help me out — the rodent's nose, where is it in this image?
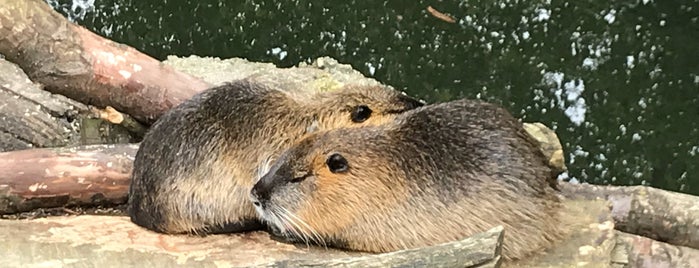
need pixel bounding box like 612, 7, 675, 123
252, 170, 280, 204
250, 185, 269, 208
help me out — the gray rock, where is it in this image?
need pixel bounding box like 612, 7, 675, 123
0, 215, 503, 268
163, 55, 386, 93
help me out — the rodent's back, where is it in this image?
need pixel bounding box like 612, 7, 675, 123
128, 80, 300, 233
393, 99, 555, 197
389, 100, 561, 259
253, 98, 562, 260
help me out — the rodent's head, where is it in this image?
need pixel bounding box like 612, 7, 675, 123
310, 85, 424, 130
250, 127, 407, 242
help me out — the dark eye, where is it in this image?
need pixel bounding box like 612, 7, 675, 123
351, 105, 372, 123
326, 153, 349, 173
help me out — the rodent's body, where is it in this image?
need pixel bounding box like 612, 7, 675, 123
251, 98, 563, 260
128, 79, 423, 234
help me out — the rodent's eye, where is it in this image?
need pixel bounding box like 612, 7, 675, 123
350, 105, 372, 123
326, 153, 349, 173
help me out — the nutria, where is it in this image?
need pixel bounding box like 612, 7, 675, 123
128, 78, 424, 234
250, 98, 563, 260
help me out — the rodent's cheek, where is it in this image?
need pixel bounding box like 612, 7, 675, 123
294, 171, 363, 234
365, 113, 396, 127
268, 179, 309, 214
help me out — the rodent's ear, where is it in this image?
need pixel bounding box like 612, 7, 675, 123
397, 93, 425, 110
350, 105, 372, 123
326, 153, 349, 173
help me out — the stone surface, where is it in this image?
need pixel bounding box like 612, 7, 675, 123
0, 198, 617, 268
163, 55, 390, 93
1, 215, 360, 267
522, 122, 567, 173
0, 215, 504, 268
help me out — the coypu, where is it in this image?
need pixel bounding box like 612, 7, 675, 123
128, 78, 424, 234
250, 98, 563, 261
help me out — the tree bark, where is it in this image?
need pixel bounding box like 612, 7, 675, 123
0, 58, 139, 152
256, 226, 503, 268
0, 58, 87, 151
560, 182, 699, 250
613, 231, 699, 268
0, 0, 212, 125
0, 144, 138, 214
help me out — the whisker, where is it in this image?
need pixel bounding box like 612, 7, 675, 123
255, 155, 274, 183
270, 206, 290, 233
271, 207, 291, 235
276, 208, 311, 246
281, 207, 327, 248
272, 206, 311, 245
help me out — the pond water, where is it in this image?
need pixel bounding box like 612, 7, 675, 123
48, 0, 699, 195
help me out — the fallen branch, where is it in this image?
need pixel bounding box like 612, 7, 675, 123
426, 6, 457, 24
257, 226, 503, 268
560, 182, 699, 250
613, 231, 699, 268
89, 106, 148, 139
0, 58, 88, 151
0, 144, 138, 214
0, 0, 212, 124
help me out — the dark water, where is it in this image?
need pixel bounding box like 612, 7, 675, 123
49, 0, 699, 195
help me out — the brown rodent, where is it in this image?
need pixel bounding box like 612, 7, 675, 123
127, 78, 424, 234
250, 98, 563, 261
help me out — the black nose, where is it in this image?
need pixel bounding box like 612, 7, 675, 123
252, 160, 292, 203
251, 177, 273, 205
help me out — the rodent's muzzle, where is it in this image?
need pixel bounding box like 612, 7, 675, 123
250, 161, 291, 209
250, 182, 271, 209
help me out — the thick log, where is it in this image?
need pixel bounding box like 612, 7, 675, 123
0, 0, 212, 124
0, 144, 138, 214
0, 58, 87, 151
560, 182, 699, 250
258, 226, 503, 268
613, 231, 699, 268
0, 58, 140, 152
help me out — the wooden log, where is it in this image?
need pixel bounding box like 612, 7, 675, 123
0, 0, 212, 125
0, 58, 87, 151
0, 58, 143, 151
0, 144, 138, 214
256, 226, 503, 268
613, 231, 699, 268
560, 182, 699, 250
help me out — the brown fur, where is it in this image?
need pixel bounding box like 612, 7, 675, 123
127, 78, 423, 234
251, 98, 563, 260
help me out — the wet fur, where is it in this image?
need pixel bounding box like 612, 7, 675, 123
127, 79, 423, 234
251, 98, 563, 260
